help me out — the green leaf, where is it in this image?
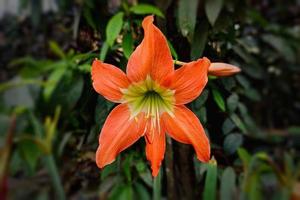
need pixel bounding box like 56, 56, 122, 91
191, 21, 208, 59
106, 12, 124, 47
237, 148, 251, 169
203, 161, 218, 200
222, 118, 236, 135
49, 41, 65, 59
244, 88, 261, 102
43, 68, 67, 101
223, 133, 243, 155
262, 34, 296, 63
77, 63, 91, 73
230, 113, 247, 134
236, 75, 250, 89
100, 42, 109, 61
227, 93, 239, 113
205, 0, 224, 26
212, 89, 226, 111
130, 4, 164, 18
18, 140, 41, 172
134, 182, 151, 200
122, 32, 134, 59
220, 167, 236, 200
65, 76, 84, 107
178, 0, 199, 42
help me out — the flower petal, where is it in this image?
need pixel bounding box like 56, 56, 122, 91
163, 57, 210, 105
126, 15, 173, 83
91, 59, 130, 102
162, 105, 210, 162
145, 129, 166, 177
96, 104, 146, 168
208, 63, 241, 76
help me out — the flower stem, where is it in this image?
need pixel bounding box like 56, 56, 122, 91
153, 169, 162, 200
44, 155, 66, 200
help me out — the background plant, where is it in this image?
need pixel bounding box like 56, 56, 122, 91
0, 0, 299, 199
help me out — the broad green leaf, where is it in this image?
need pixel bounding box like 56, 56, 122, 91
118, 185, 133, 200
106, 12, 124, 47
43, 68, 67, 101
77, 63, 91, 73
222, 118, 236, 135
109, 184, 125, 200
49, 41, 65, 59
232, 46, 264, 79
65, 76, 84, 107
205, 0, 223, 26
220, 167, 236, 200
262, 34, 296, 63
223, 133, 243, 155
134, 182, 151, 200
122, 32, 134, 59
203, 161, 218, 200
230, 113, 247, 133
100, 42, 109, 61
178, 0, 199, 42
18, 140, 41, 172
227, 93, 239, 113
123, 155, 133, 182
212, 89, 226, 111
191, 21, 208, 59
244, 88, 261, 102
199, 107, 207, 123
130, 4, 164, 18
221, 77, 237, 91
236, 75, 250, 89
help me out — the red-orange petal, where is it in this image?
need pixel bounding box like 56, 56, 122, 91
162, 57, 210, 105
208, 63, 241, 76
145, 128, 166, 177
91, 59, 130, 103
126, 15, 174, 83
96, 104, 146, 168
162, 105, 210, 162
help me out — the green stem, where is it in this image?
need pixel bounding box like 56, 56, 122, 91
153, 169, 162, 200
173, 60, 186, 66
44, 155, 66, 200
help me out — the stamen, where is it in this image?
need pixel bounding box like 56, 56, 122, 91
122, 76, 175, 139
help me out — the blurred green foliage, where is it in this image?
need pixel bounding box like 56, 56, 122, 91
0, 0, 300, 199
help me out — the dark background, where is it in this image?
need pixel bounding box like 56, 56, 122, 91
0, 0, 300, 199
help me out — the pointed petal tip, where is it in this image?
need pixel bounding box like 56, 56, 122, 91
143, 15, 154, 23
95, 146, 117, 169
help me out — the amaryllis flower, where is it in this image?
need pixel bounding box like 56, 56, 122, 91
91, 16, 240, 176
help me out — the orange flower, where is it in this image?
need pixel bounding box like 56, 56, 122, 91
91, 16, 239, 176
